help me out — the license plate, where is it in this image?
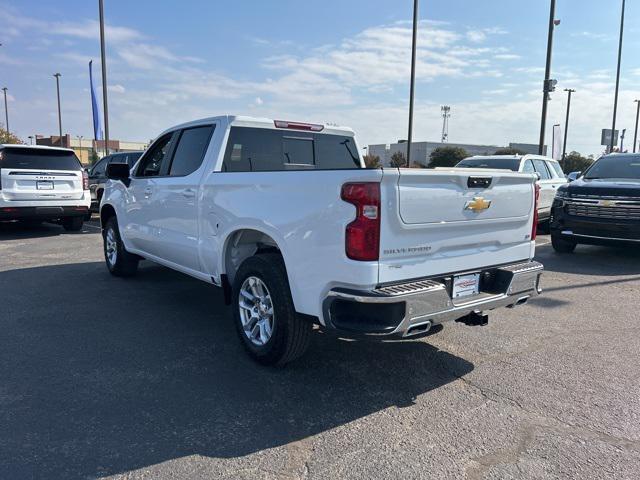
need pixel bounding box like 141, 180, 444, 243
452, 273, 480, 298
37, 181, 54, 190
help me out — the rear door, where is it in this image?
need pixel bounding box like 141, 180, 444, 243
378, 169, 535, 284
147, 124, 215, 271
531, 159, 555, 218
0, 147, 84, 202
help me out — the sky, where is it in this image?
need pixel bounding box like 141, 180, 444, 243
1, 0, 639, 156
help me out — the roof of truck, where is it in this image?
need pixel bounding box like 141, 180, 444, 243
0, 144, 75, 153
161, 115, 355, 137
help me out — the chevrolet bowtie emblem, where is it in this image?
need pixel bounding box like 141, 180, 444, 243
465, 196, 492, 212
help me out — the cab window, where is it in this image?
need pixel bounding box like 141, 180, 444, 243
522, 160, 535, 174
136, 134, 174, 177
168, 125, 215, 176
532, 159, 551, 179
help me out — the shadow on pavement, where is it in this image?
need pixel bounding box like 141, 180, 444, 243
535, 242, 640, 277
0, 221, 98, 240
0, 261, 473, 479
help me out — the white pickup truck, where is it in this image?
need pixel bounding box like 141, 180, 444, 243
101, 116, 543, 365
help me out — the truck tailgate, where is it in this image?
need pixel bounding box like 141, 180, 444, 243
378, 168, 536, 284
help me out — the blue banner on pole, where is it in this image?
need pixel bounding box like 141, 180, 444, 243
89, 60, 103, 141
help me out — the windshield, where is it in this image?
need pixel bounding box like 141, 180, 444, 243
455, 157, 520, 171
0, 148, 82, 171
583, 155, 640, 180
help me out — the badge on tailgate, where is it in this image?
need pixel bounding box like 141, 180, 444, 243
464, 196, 492, 213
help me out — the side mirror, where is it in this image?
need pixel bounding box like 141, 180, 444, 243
106, 162, 131, 187
567, 171, 581, 182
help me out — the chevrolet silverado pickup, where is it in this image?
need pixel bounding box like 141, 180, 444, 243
100, 116, 543, 365
551, 153, 640, 252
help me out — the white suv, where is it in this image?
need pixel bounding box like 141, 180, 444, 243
455, 155, 567, 227
0, 145, 91, 230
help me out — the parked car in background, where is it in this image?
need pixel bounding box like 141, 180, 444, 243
455, 155, 567, 229
100, 115, 543, 366
0, 144, 90, 230
550, 153, 640, 252
88, 151, 143, 211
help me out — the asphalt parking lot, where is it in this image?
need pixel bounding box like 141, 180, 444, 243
1, 219, 639, 480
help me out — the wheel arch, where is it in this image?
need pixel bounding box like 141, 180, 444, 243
221, 228, 286, 286
100, 203, 117, 229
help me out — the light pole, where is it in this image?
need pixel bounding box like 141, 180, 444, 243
99, 0, 110, 154
406, 0, 419, 168
53, 73, 63, 144
538, 0, 560, 155
562, 89, 576, 165
633, 100, 639, 153
2, 87, 8, 132
610, 0, 626, 153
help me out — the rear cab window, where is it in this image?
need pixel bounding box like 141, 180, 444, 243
455, 157, 521, 171
222, 127, 361, 172
0, 148, 82, 171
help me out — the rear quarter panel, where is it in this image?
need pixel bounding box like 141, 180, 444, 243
200, 168, 383, 319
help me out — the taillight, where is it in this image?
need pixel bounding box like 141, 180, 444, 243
531, 183, 540, 241
82, 170, 89, 190
341, 182, 380, 261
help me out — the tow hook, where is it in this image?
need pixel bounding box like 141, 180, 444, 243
457, 311, 489, 327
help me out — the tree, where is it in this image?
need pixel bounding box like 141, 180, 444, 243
494, 147, 526, 155
389, 151, 407, 168
89, 150, 100, 165
562, 151, 594, 174
428, 146, 469, 168
0, 125, 23, 145
363, 153, 381, 168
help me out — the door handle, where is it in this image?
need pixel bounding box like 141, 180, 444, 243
144, 187, 153, 198
182, 188, 196, 198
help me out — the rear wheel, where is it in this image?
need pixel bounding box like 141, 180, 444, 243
551, 234, 577, 253
232, 253, 312, 366
62, 216, 84, 232
103, 216, 139, 277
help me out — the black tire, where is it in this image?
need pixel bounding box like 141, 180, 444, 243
62, 216, 84, 232
551, 234, 577, 254
232, 253, 312, 366
103, 216, 139, 277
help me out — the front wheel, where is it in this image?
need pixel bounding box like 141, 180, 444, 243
232, 253, 312, 366
551, 234, 577, 254
103, 216, 139, 277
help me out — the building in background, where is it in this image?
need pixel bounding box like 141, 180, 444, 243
34, 134, 148, 165
369, 140, 546, 167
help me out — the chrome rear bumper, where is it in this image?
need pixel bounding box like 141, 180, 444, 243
323, 261, 543, 337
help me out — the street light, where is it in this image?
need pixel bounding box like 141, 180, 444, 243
53, 73, 63, 144
633, 100, 639, 153
2, 87, 9, 132
406, 0, 419, 168
562, 89, 576, 165
538, 0, 559, 155
610, 0, 626, 153
99, 0, 110, 154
